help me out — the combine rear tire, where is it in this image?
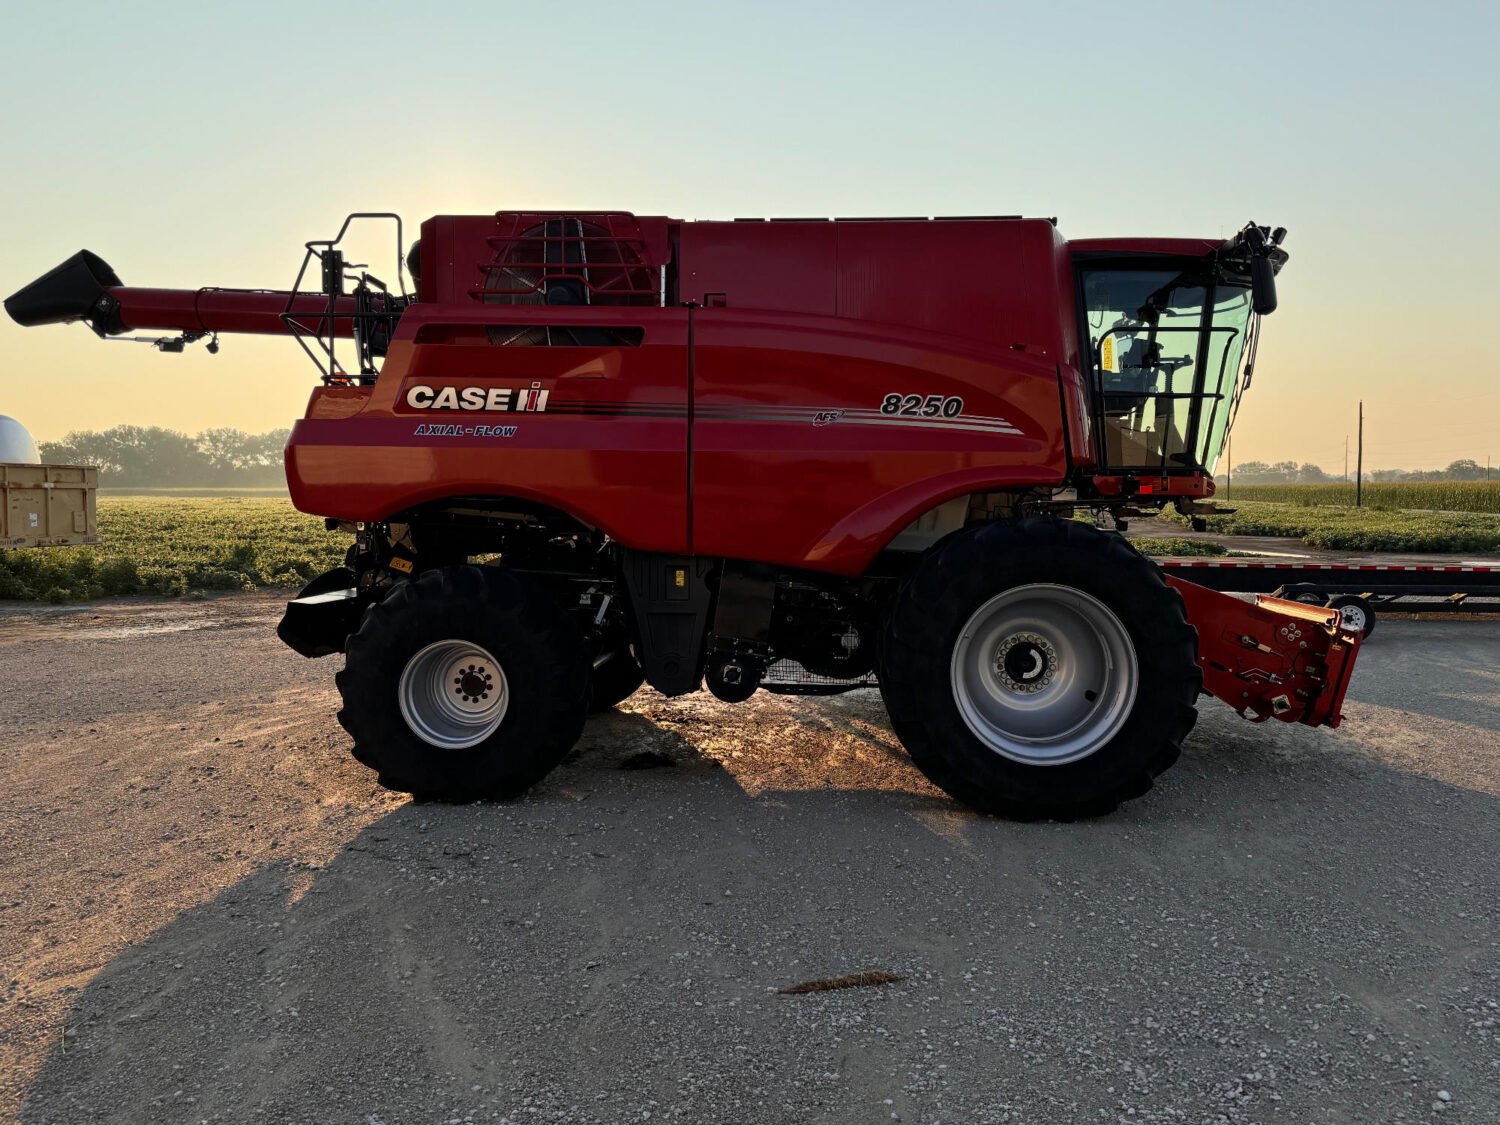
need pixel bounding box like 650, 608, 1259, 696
879, 518, 1201, 819
336, 566, 588, 801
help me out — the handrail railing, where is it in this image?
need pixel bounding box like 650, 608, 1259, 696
280, 213, 409, 384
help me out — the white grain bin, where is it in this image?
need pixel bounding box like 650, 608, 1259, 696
0, 414, 41, 464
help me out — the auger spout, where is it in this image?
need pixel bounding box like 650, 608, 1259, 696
5, 250, 359, 339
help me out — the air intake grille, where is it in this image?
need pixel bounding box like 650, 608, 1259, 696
473, 215, 660, 306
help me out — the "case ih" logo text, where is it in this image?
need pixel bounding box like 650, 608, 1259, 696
405, 382, 549, 412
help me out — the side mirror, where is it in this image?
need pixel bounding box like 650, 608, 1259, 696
1251, 255, 1278, 316
1238, 223, 1281, 316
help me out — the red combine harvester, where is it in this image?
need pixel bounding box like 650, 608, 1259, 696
6, 211, 1359, 817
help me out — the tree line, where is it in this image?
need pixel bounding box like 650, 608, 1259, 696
1229, 459, 1493, 484
39, 426, 290, 487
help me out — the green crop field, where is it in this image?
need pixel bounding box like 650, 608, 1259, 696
0, 496, 347, 602
1161, 500, 1500, 553
1223, 481, 1500, 513
1122, 536, 1227, 558
6, 493, 1500, 604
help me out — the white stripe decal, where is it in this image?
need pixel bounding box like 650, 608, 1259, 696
696, 406, 1024, 436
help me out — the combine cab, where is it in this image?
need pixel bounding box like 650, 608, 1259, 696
6, 211, 1358, 817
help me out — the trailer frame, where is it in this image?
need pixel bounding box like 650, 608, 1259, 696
1160, 559, 1500, 625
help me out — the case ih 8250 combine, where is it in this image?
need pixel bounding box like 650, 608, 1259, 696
6, 211, 1360, 818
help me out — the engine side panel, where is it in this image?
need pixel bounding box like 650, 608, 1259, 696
286, 305, 691, 553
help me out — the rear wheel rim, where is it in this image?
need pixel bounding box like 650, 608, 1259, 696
949, 583, 1139, 766
398, 640, 509, 749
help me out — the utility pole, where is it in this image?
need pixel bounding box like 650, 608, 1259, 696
1226, 434, 1232, 499
1355, 401, 1364, 508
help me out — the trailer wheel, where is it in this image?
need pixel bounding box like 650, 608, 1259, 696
879, 518, 1201, 819
589, 646, 645, 713
336, 565, 588, 801
1328, 595, 1376, 637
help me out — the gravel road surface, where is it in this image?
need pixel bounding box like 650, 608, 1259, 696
1, 594, 1496, 1124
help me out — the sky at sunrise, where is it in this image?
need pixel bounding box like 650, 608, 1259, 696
1, 0, 1495, 472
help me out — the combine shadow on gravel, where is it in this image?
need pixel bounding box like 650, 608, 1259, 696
21, 705, 1500, 1125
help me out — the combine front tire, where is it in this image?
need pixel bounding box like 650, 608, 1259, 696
336, 566, 589, 801
880, 518, 1201, 819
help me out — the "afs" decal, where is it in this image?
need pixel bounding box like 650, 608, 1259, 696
406, 382, 549, 412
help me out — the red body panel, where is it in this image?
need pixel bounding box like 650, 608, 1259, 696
673, 218, 1075, 568
288, 304, 691, 553
688, 308, 1066, 569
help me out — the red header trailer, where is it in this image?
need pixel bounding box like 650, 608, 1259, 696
7, 209, 1345, 821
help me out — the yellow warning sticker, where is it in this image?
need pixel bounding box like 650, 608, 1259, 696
1100, 336, 1117, 373
390, 557, 414, 574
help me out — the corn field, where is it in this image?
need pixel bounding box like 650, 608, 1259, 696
1221, 481, 1500, 513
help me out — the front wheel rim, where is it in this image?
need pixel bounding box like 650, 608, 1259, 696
398, 639, 509, 749
949, 584, 1139, 766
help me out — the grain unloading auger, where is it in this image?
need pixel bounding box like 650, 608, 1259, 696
6, 210, 1360, 817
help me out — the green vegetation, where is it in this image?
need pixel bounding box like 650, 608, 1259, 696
0, 496, 347, 602
1127, 536, 1227, 557
1224, 481, 1500, 513
7, 492, 1498, 604
1162, 500, 1500, 553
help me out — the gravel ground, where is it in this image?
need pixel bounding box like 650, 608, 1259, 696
0, 594, 1496, 1124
